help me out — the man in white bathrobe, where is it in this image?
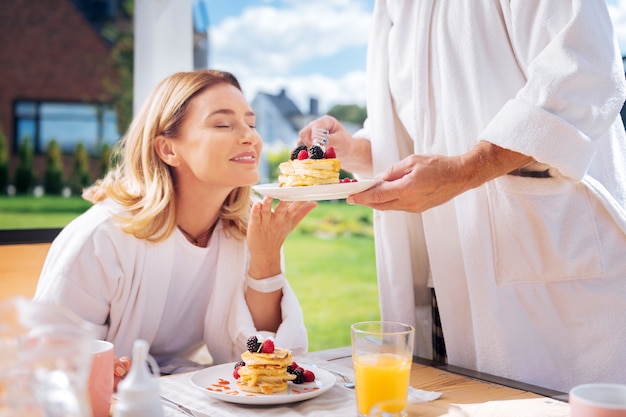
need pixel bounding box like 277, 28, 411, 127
300, 1, 626, 392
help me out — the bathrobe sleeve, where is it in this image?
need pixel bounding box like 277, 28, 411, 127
34, 201, 129, 339
34, 200, 175, 357
480, 0, 626, 180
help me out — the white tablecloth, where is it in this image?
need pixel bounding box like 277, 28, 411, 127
158, 355, 440, 417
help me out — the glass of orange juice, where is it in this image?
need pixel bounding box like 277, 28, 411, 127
351, 321, 414, 417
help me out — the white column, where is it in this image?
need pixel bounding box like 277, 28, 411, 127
133, 0, 193, 116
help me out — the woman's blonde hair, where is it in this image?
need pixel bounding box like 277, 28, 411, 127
84, 69, 252, 241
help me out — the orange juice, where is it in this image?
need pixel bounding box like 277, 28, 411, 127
353, 353, 411, 416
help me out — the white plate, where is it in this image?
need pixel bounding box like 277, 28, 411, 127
190, 362, 336, 405
253, 179, 378, 201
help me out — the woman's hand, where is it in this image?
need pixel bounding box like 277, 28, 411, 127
245, 196, 316, 331
113, 356, 132, 392
247, 196, 317, 278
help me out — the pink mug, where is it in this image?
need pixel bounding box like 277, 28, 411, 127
570, 383, 626, 417
89, 340, 114, 417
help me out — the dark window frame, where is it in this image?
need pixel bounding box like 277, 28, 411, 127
12, 99, 120, 156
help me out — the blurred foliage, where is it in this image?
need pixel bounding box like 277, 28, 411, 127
70, 143, 92, 194
14, 136, 34, 194
100, 143, 112, 178
101, 0, 134, 135
266, 148, 291, 182
294, 200, 373, 239
44, 140, 65, 195
327, 103, 367, 125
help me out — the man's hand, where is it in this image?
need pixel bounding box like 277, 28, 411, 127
299, 115, 373, 177
346, 141, 534, 212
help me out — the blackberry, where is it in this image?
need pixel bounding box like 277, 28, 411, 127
308, 145, 324, 159
234, 360, 246, 369
246, 336, 260, 352
292, 368, 305, 384
287, 365, 294, 374
290, 145, 308, 160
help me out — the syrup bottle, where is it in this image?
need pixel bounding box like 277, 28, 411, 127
112, 339, 163, 417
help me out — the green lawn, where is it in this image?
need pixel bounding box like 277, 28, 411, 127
0, 196, 379, 351
283, 202, 379, 350
0, 196, 92, 228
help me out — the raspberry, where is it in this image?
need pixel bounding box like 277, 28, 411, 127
308, 145, 324, 159
323, 146, 336, 159
246, 336, 260, 352
292, 368, 304, 384
233, 365, 243, 379
290, 361, 299, 370
291, 145, 308, 160
297, 149, 308, 160
303, 369, 315, 382
261, 339, 275, 353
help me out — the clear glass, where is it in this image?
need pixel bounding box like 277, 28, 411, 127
368, 399, 409, 417
351, 321, 415, 417
0, 297, 96, 417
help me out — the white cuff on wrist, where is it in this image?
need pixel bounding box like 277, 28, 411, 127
245, 273, 286, 293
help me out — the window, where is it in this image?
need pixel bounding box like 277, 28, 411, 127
13, 100, 120, 155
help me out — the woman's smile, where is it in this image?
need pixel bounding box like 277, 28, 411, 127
230, 151, 257, 164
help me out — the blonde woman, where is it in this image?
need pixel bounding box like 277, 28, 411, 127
35, 70, 316, 381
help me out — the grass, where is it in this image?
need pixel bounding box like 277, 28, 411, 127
283, 202, 379, 351
0, 195, 92, 228
0, 196, 380, 351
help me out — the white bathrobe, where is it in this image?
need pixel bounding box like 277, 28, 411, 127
360, 0, 626, 392
34, 199, 308, 369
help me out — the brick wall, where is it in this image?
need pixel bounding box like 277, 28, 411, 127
0, 0, 117, 179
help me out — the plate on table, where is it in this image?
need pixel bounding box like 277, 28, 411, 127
190, 362, 336, 405
253, 179, 378, 201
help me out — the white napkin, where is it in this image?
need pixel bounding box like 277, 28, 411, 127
158, 356, 441, 417
451, 398, 570, 417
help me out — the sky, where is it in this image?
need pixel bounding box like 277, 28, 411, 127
204, 0, 626, 115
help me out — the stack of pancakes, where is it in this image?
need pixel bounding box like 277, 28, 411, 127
278, 158, 341, 187
236, 347, 296, 394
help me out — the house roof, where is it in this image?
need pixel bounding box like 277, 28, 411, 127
258, 89, 303, 118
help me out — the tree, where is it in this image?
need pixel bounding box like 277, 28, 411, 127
14, 137, 34, 194
0, 126, 8, 194
44, 140, 65, 195
267, 148, 291, 182
101, 0, 134, 135
99, 143, 112, 178
70, 143, 92, 195
327, 104, 367, 125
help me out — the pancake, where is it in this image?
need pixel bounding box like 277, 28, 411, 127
236, 347, 296, 394
278, 158, 341, 187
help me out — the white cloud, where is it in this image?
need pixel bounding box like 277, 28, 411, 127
240, 70, 367, 113
208, 0, 372, 113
